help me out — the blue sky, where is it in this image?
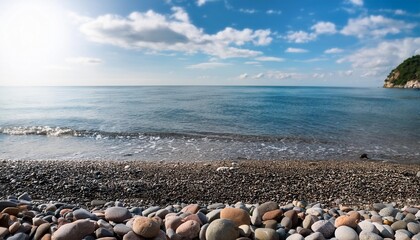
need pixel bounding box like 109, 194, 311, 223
0, 0, 419, 86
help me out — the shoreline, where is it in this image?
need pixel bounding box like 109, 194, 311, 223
1, 159, 419, 207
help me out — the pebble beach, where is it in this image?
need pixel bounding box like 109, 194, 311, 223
0, 159, 420, 239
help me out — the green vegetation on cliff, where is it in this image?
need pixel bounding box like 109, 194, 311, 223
384, 55, 420, 87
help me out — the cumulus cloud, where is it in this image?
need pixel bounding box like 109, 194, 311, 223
253, 73, 264, 79
187, 62, 231, 69
285, 30, 316, 43
312, 73, 325, 78
337, 37, 420, 77
341, 15, 416, 38
197, 0, 206, 6
66, 57, 103, 65
285, 21, 337, 43
285, 47, 308, 53
73, 8, 272, 59
324, 48, 344, 54
311, 21, 337, 34
348, 0, 363, 6
255, 56, 285, 62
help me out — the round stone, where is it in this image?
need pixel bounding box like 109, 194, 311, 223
303, 215, 318, 229
199, 223, 209, 240
379, 207, 396, 217
334, 215, 358, 228
8, 222, 20, 234
52, 219, 96, 240
220, 208, 251, 227
408, 222, 420, 235
176, 220, 201, 239
254, 228, 279, 240
284, 210, 298, 228
105, 207, 132, 223
304, 232, 326, 240
95, 227, 114, 238
113, 224, 131, 236
262, 220, 278, 230
206, 209, 221, 223
165, 215, 183, 230
311, 220, 335, 238
34, 222, 50, 240
373, 222, 394, 238
280, 216, 292, 229
335, 226, 358, 240
73, 208, 96, 220
205, 219, 238, 240
357, 221, 379, 235
285, 234, 304, 240
132, 216, 160, 238
262, 209, 283, 221
391, 220, 407, 231
181, 204, 200, 214
359, 231, 383, 240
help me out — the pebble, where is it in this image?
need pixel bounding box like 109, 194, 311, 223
408, 222, 420, 235
334, 226, 358, 240
176, 220, 200, 239
1, 190, 420, 240
51, 219, 96, 240
220, 208, 251, 227
311, 220, 335, 238
359, 231, 383, 240
255, 228, 279, 240
206, 219, 239, 240
105, 207, 131, 223
132, 217, 160, 238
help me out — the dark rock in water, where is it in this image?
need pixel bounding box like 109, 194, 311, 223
360, 153, 369, 159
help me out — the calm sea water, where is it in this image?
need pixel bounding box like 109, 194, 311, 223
0, 86, 419, 163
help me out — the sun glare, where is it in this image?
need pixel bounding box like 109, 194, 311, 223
0, 1, 71, 84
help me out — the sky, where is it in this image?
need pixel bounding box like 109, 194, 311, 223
0, 0, 419, 87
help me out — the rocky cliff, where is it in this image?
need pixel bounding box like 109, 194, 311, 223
383, 55, 420, 88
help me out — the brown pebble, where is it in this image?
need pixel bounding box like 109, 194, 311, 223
181, 204, 200, 214
220, 208, 251, 227
1, 207, 20, 216
34, 223, 51, 240
8, 221, 21, 234
132, 216, 160, 238
41, 233, 52, 240
262, 209, 283, 221
262, 220, 278, 229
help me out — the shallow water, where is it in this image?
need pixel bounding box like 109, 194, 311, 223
0, 86, 419, 162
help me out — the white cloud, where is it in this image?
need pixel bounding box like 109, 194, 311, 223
337, 37, 420, 77
285, 47, 308, 53
253, 73, 264, 79
255, 56, 285, 62
341, 15, 416, 38
394, 9, 406, 15
266, 10, 282, 15
244, 61, 259, 65
73, 8, 272, 59
265, 71, 298, 80
324, 48, 344, 54
238, 73, 248, 79
66, 57, 103, 65
285, 21, 337, 43
311, 21, 337, 34
187, 62, 231, 69
239, 9, 257, 14
285, 30, 316, 43
348, 0, 363, 6
197, 0, 206, 6
312, 73, 325, 78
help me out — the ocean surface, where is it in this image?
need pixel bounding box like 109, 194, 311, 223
0, 86, 419, 163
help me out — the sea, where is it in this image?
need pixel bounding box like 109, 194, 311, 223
0, 86, 419, 163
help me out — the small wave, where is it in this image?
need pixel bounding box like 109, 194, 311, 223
0, 126, 329, 144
